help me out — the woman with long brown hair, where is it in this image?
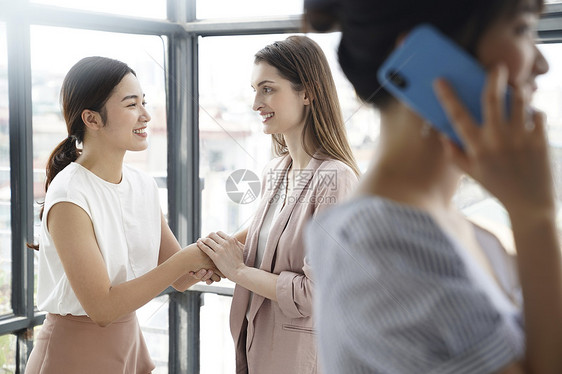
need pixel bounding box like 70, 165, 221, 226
196, 35, 359, 373
26, 56, 217, 374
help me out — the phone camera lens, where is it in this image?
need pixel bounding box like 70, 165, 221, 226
387, 70, 408, 89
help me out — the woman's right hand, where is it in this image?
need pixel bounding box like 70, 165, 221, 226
433, 65, 555, 219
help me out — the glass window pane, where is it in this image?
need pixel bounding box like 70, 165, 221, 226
30, 0, 167, 19
0, 22, 11, 316
197, 0, 303, 19
137, 295, 169, 374
200, 293, 235, 374
30, 24, 168, 358
0, 334, 17, 372
199, 34, 273, 240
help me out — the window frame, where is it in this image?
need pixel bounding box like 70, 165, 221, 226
2, 0, 562, 372
0, 0, 299, 372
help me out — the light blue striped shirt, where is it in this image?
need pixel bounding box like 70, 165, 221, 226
305, 197, 523, 374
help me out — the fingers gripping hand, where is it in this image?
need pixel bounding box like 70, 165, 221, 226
196, 231, 245, 281
190, 239, 225, 284
433, 65, 554, 216
189, 268, 222, 285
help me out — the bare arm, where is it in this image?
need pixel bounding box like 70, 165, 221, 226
509, 210, 562, 374
233, 227, 249, 245
48, 202, 213, 326
233, 267, 278, 301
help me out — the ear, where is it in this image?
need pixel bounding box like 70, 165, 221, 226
81, 109, 103, 130
301, 90, 312, 106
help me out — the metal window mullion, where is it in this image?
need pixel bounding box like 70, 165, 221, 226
6, 7, 35, 372
168, 291, 202, 374
166, 31, 201, 373
167, 0, 200, 372
166, 4, 200, 247
166, 29, 201, 374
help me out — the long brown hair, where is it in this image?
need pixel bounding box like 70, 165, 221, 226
29, 56, 135, 250
254, 35, 361, 177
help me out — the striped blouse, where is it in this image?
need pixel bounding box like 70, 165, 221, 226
305, 197, 523, 374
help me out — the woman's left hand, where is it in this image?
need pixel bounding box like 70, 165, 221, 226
197, 231, 246, 281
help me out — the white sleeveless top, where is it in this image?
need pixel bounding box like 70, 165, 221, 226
37, 162, 161, 316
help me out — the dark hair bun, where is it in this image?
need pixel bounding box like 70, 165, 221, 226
303, 0, 340, 32
304, 0, 505, 107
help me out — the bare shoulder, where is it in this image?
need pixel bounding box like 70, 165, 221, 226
46, 201, 92, 233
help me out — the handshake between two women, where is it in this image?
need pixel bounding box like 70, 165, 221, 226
189, 231, 246, 286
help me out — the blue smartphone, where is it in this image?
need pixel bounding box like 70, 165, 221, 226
377, 23, 511, 147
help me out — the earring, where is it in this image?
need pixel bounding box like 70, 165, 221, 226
420, 121, 432, 138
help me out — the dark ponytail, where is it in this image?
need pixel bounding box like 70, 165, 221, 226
43, 136, 81, 210
29, 56, 135, 250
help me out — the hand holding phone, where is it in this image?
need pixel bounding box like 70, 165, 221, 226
377, 24, 511, 147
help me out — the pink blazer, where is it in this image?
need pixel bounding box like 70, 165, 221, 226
230, 153, 358, 374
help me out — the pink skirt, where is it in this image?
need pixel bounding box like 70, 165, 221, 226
25, 312, 155, 374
